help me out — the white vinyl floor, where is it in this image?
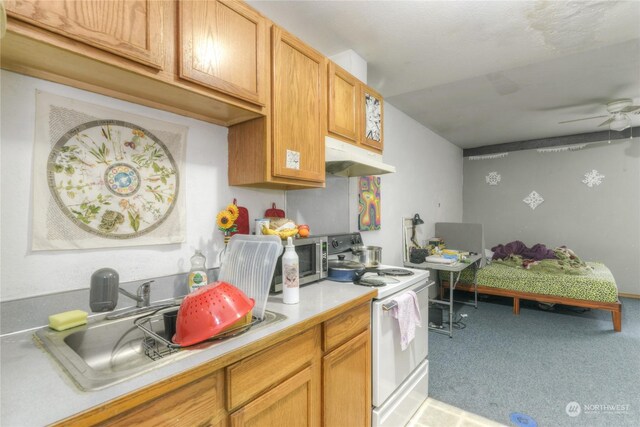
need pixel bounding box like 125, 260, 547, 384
407, 398, 507, 427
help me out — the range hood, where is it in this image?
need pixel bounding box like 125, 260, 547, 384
325, 137, 396, 177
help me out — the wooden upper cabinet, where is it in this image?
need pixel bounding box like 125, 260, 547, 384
5, 0, 164, 69
179, 0, 266, 106
271, 26, 326, 184
327, 61, 359, 143
360, 84, 384, 152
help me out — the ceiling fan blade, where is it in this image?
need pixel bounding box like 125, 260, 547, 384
621, 105, 640, 113
598, 117, 615, 127
558, 115, 608, 124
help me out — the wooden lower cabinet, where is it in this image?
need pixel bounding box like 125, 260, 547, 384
56, 303, 372, 427
230, 366, 317, 427
99, 369, 227, 427
322, 329, 371, 427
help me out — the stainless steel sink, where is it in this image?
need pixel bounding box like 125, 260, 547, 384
35, 308, 286, 391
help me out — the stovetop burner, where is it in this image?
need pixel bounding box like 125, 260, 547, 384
371, 268, 414, 277
355, 275, 400, 287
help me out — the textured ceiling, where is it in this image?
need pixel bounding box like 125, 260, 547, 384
248, 0, 640, 148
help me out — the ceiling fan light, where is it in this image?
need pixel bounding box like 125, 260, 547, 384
610, 114, 631, 132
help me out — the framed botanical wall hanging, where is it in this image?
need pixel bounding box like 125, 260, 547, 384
32, 91, 187, 250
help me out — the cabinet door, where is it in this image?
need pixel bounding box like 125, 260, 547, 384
179, 0, 266, 106
327, 61, 359, 143
272, 26, 326, 184
360, 84, 384, 152
230, 366, 317, 427
323, 330, 371, 427
5, 0, 164, 69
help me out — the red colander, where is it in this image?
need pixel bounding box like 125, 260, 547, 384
173, 281, 255, 347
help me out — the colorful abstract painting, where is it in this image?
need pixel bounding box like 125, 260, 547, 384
358, 176, 381, 231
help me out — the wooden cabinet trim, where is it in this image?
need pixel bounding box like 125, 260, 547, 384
323, 302, 370, 352
179, 0, 266, 106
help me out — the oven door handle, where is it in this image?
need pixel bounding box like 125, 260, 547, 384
382, 281, 433, 312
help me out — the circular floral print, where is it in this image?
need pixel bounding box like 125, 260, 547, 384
47, 120, 179, 239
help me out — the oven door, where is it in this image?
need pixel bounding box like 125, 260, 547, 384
372, 280, 431, 407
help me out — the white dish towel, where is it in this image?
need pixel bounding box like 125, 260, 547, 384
390, 290, 422, 351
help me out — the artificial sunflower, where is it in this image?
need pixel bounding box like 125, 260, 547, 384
216, 210, 236, 231
226, 203, 240, 221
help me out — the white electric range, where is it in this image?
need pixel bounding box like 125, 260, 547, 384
327, 233, 433, 427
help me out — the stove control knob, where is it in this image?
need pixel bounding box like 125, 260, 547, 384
351, 236, 357, 244
331, 239, 339, 248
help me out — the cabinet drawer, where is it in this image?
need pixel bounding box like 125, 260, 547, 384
323, 303, 370, 352
227, 325, 320, 410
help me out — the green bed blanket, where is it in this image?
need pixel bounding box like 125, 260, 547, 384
448, 261, 618, 303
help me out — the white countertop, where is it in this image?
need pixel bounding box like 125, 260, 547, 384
0, 280, 376, 426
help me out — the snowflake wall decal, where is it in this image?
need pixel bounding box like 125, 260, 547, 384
523, 191, 544, 210
485, 171, 501, 186
582, 170, 605, 187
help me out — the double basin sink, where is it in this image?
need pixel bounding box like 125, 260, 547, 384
35, 305, 286, 391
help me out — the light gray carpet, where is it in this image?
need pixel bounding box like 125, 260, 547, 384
428, 295, 640, 427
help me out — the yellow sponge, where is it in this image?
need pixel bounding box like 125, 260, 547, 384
48, 310, 88, 331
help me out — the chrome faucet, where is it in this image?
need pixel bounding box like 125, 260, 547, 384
105, 280, 174, 320
118, 280, 154, 308
89, 268, 177, 320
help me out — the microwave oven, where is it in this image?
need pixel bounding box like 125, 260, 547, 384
270, 235, 328, 293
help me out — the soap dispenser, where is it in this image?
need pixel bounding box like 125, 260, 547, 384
188, 250, 208, 292
282, 237, 299, 304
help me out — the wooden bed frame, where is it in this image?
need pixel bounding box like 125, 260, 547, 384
441, 281, 622, 332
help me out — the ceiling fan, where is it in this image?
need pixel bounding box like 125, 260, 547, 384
558, 98, 640, 131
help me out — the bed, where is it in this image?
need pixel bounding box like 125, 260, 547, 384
432, 223, 622, 332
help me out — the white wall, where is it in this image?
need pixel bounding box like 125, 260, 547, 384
351, 103, 463, 266
286, 103, 463, 265
0, 71, 284, 301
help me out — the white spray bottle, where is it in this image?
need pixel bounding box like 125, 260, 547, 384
282, 237, 299, 304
